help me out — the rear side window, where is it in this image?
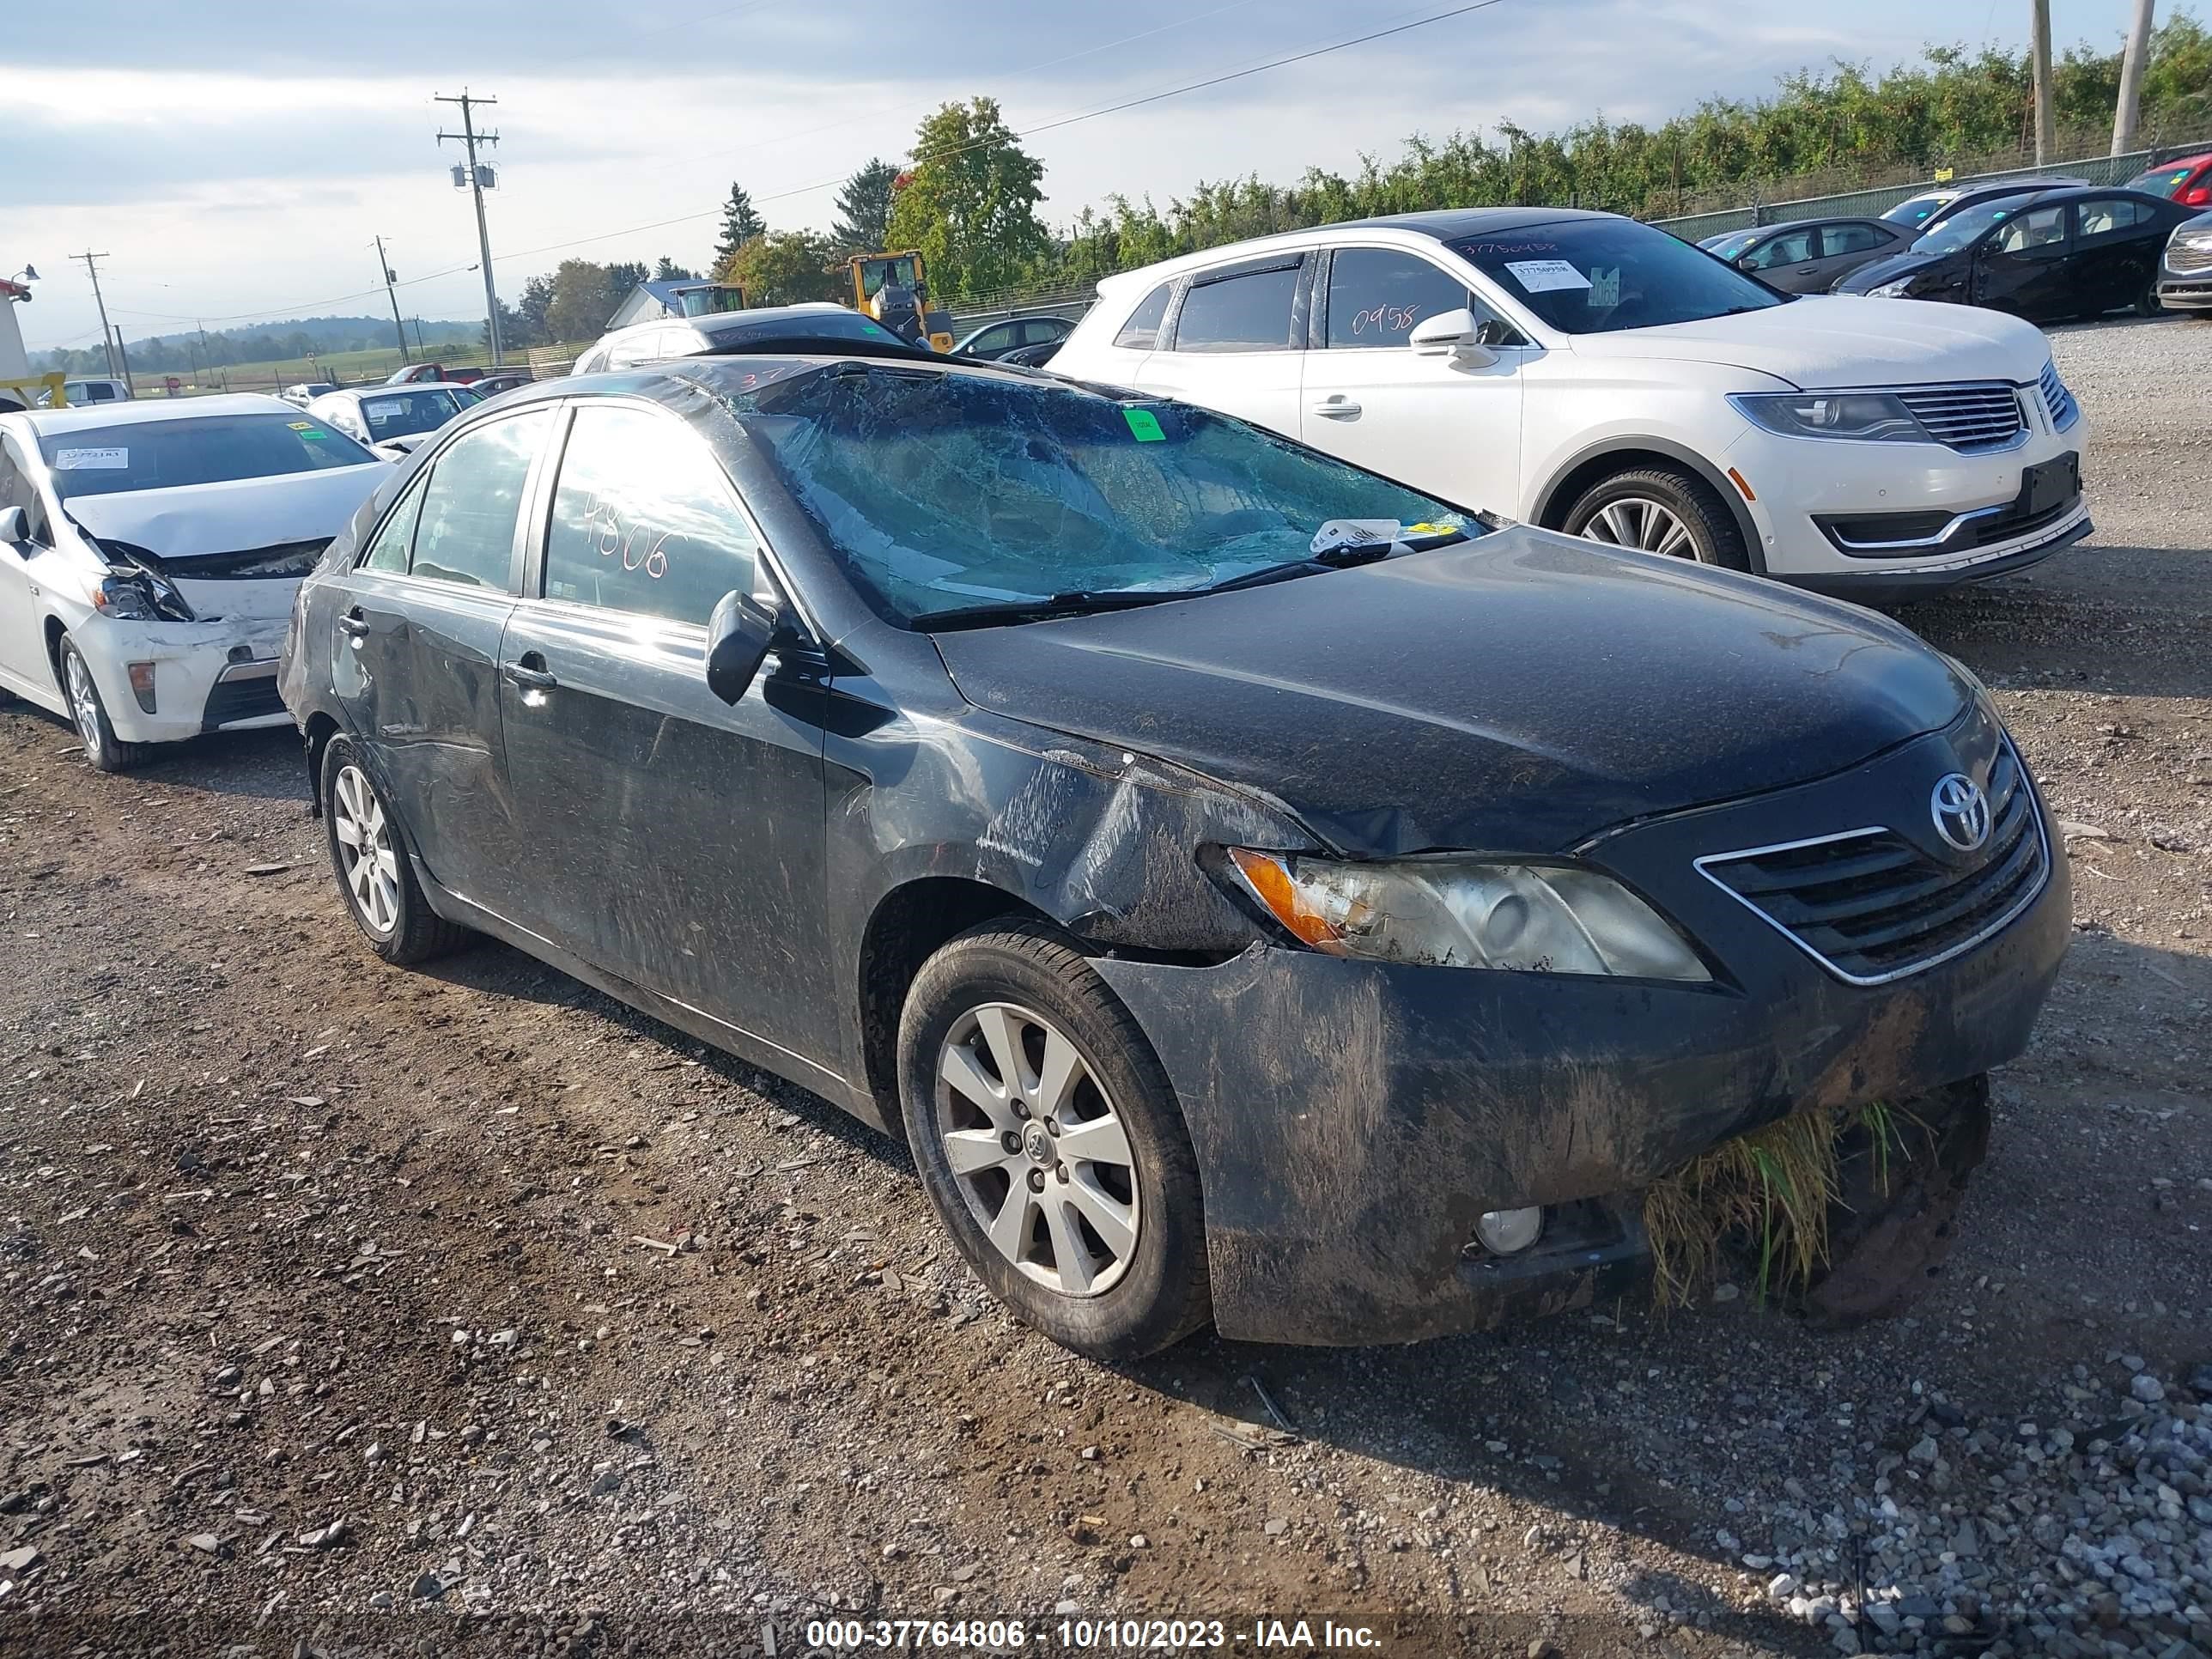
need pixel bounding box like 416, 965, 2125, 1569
409, 410, 550, 589
1110, 284, 1171, 349
1822, 222, 1888, 256
1021, 318, 1068, 345
2075, 198, 2150, 240
1170, 265, 1299, 353
542, 404, 757, 627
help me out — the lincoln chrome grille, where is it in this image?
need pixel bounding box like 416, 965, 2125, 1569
1695, 743, 2047, 985
1894, 383, 2027, 452
2168, 240, 2212, 276
2038, 360, 2079, 431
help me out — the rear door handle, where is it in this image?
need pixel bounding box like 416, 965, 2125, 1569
337, 609, 369, 638
1310, 396, 1361, 419
501, 658, 558, 690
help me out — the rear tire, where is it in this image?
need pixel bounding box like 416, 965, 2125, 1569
58, 635, 154, 774
1562, 465, 1751, 571
319, 734, 470, 964
897, 921, 1211, 1360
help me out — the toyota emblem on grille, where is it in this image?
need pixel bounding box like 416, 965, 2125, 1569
1930, 773, 1992, 854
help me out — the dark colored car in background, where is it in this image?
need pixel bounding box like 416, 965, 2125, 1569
468, 370, 537, 398
2122, 151, 2212, 210
2158, 210, 2212, 314
951, 315, 1075, 362
280, 356, 2068, 1358
1880, 176, 2089, 234
1698, 216, 1911, 292
1836, 186, 2197, 319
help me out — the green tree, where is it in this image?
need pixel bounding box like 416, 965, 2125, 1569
716, 229, 842, 304
713, 182, 767, 264
885, 98, 1048, 298
653, 256, 697, 281
544, 259, 623, 343
516, 273, 556, 346
832, 157, 902, 252
605, 260, 650, 298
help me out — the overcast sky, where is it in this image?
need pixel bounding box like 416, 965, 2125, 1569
3, 0, 2151, 352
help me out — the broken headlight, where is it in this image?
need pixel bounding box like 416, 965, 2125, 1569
88, 569, 194, 622
1225, 850, 1711, 981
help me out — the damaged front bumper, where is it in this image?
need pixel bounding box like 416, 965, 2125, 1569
1091, 729, 2071, 1346
82, 614, 292, 744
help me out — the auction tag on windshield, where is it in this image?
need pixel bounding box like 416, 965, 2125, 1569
52, 447, 129, 470
288, 421, 313, 430
1122, 406, 1166, 442
1312, 518, 1401, 554
1504, 258, 1591, 293
1588, 265, 1621, 307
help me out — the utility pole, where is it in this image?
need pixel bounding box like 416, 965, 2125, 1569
2029, 0, 2056, 167
435, 90, 503, 367
70, 251, 118, 378
110, 326, 137, 398
2112, 0, 2157, 155
373, 235, 412, 362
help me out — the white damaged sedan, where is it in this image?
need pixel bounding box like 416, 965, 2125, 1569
0, 394, 387, 769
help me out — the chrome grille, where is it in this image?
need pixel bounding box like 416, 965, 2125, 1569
1696, 742, 2048, 986
2038, 360, 2079, 431
1894, 383, 2026, 451
2169, 240, 2212, 275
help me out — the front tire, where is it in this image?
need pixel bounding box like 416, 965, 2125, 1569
1562, 465, 1751, 571
58, 635, 153, 773
897, 921, 1211, 1360
2135, 276, 2164, 319
319, 734, 470, 963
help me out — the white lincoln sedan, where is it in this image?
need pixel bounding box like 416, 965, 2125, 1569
0, 393, 387, 769
1048, 208, 2091, 600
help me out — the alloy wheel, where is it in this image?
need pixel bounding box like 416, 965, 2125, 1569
63, 650, 102, 752
934, 1001, 1140, 1297
1581, 496, 1700, 560
331, 763, 400, 936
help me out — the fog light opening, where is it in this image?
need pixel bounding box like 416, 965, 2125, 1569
1473, 1206, 1546, 1256
126, 661, 157, 714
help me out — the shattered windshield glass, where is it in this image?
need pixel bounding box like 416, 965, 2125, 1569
744, 366, 1474, 624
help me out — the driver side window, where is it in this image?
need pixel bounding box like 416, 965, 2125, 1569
1322, 248, 1525, 349
1992, 206, 2067, 257
0, 441, 53, 545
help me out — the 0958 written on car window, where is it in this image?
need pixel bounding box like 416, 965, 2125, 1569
409, 410, 550, 589
543, 404, 758, 627
1322, 249, 1522, 348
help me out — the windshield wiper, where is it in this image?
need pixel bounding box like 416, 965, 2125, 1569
908, 590, 1183, 632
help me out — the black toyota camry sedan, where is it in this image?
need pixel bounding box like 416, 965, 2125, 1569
279, 354, 2069, 1358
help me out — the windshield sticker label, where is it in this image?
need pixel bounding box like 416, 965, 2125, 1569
1311, 519, 1402, 554
52, 447, 129, 470
1587, 265, 1622, 307
296, 428, 329, 439
288, 421, 313, 430
1504, 259, 1590, 293
1122, 407, 1166, 442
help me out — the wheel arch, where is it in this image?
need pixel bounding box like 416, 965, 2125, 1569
301, 710, 342, 816
855, 875, 1054, 1130
1530, 439, 1765, 574
42, 614, 69, 692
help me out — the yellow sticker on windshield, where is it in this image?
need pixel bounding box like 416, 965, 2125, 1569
288, 421, 312, 430
1122, 407, 1165, 442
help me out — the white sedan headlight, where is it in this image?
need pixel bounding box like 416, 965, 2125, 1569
1226, 850, 1711, 981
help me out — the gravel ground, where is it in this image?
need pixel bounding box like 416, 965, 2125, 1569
2, 315, 2209, 1659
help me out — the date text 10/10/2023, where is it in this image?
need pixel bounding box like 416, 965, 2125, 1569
799, 1619, 1386, 1652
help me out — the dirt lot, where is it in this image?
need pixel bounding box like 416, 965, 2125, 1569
3, 318, 2209, 1659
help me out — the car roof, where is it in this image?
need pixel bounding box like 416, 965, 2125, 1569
1730, 215, 1887, 235
2009, 184, 2168, 207
2136, 150, 2212, 168
470, 351, 1032, 418
12, 391, 297, 434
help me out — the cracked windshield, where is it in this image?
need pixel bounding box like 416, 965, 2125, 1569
746, 366, 1473, 623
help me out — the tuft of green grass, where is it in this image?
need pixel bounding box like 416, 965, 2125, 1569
1644, 1100, 1915, 1310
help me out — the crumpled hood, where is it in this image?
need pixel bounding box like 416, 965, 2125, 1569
933, 528, 1975, 856
63, 464, 389, 562
1564, 293, 2045, 387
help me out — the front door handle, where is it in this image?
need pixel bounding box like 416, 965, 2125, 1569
1310, 395, 1361, 419
501, 658, 558, 691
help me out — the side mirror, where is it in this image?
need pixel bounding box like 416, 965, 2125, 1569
0, 505, 27, 546
705, 588, 778, 706
1408, 308, 1499, 368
